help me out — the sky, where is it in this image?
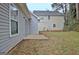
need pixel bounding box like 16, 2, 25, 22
27, 3, 53, 12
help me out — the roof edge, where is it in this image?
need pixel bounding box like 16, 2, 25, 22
15, 3, 31, 19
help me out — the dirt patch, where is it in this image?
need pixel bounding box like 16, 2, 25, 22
8, 32, 79, 55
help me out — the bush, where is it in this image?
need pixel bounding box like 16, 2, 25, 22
72, 23, 79, 32
64, 18, 79, 32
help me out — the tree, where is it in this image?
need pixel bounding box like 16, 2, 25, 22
51, 3, 79, 31
51, 3, 64, 13
69, 3, 76, 19
64, 3, 77, 31
51, 3, 68, 24
75, 3, 79, 22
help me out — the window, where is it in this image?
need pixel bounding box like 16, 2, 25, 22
48, 15, 50, 20
11, 6, 18, 20
11, 20, 18, 34
38, 19, 40, 22
53, 24, 56, 27
10, 4, 19, 35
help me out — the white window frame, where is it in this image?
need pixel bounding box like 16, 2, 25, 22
9, 4, 19, 37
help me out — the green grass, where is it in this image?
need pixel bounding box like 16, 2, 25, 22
42, 32, 79, 54
45, 32, 79, 38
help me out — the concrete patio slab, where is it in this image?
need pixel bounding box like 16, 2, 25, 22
23, 35, 48, 39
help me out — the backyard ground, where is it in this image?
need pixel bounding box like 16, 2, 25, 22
8, 32, 79, 55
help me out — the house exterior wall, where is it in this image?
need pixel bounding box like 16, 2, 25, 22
38, 16, 48, 31
38, 22, 48, 31
49, 16, 64, 30
29, 14, 38, 34
0, 3, 29, 54
38, 15, 64, 31
25, 19, 30, 35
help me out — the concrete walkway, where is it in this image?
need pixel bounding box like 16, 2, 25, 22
23, 35, 48, 39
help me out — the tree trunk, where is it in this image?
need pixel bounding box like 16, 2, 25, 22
64, 3, 68, 25
76, 3, 79, 23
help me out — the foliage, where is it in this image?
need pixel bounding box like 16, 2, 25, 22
51, 3, 79, 31
51, 3, 66, 13
64, 3, 79, 31
51, 3, 68, 24
72, 23, 79, 31
69, 3, 76, 19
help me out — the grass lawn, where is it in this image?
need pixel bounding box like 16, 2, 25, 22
8, 32, 79, 55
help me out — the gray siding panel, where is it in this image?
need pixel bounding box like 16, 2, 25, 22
0, 12, 9, 18
0, 3, 27, 54
0, 15, 9, 21
0, 3, 10, 53
0, 30, 9, 33
0, 4, 9, 12
0, 6, 9, 15
0, 38, 9, 44
0, 35, 9, 39
0, 19, 9, 23
0, 3, 9, 9
0, 38, 22, 53
0, 23, 9, 26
